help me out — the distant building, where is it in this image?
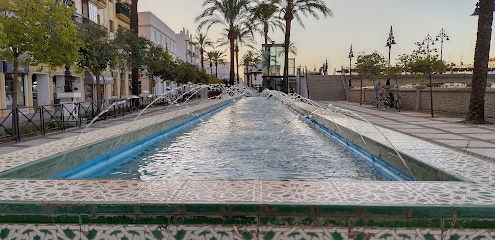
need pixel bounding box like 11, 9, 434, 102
138, 11, 200, 97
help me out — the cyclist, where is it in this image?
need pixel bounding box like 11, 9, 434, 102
374, 82, 384, 98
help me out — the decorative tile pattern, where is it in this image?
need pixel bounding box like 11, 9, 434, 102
2, 224, 495, 240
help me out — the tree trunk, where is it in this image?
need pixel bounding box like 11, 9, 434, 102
228, 27, 236, 85
12, 54, 19, 141
215, 62, 218, 78
283, 11, 293, 93
200, 48, 205, 70
235, 45, 239, 84
264, 23, 269, 45
210, 61, 213, 75
95, 71, 102, 111
466, 0, 493, 124
130, 0, 139, 103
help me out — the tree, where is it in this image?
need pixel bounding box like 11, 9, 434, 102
145, 43, 177, 84
219, 26, 256, 84
276, 0, 332, 93
211, 50, 227, 78
0, 23, 8, 51
251, 0, 283, 44
354, 52, 387, 81
0, 0, 80, 141
242, 50, 261, 87
398, 42, 446, 83
77, 23, 117, 109
196, 0, 251, 85
0, 0, 80, 109
206, 51, 215, 76
192, 32, 214, 71
354, 52, 387, 105
465, 0, 494, 124
114, 27, 150, 96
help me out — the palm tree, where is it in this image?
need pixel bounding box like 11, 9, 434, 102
251, 0, 283, 44
242, 50, 262, 87
277, 41, 298, 57
465, 0, 493, 124
196, 0, 251, 85
220, 26, 256, 84
192, 32, 213, 71
206, 51, 215, 76
211, 50, 226, 78
276, 0, 332, 93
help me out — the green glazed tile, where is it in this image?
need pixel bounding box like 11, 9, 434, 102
457, 207, 495, 218
4, 204, 48, 214
174, 215, 257, 225
51, 204, 92, 214
93, 204, 135, 214
231, 204, 264, 214
410, 207, 453, 218
363, 206, 408, 217
317, 205, 361, 216
269, 205, 315, 215
139, 204, 179, 214
180, 204, 227, 214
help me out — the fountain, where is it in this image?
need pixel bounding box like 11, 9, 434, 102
0, 86, 493, 239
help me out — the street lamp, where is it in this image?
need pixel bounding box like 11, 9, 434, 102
435, 28, 449, 62
348, 44, 354, 87
422, 34, 435, 58
386, 26, 396, 67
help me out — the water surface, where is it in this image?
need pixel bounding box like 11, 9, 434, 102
93, 97, 386, 180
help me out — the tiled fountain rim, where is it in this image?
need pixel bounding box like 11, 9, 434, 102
0, 96, 495, 208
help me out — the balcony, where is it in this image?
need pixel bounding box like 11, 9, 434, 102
71, 13, 107, 31
90, 0, 107, 9
115, 3, 130, 24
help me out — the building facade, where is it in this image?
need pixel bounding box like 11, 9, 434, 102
1, 0, 132, 111
138, 11, 201, 97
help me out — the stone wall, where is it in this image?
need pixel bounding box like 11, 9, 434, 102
348, 86, 495, 119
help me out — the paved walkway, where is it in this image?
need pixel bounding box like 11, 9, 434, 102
318, 101, 495, 162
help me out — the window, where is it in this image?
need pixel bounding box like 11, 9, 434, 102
88, 2, 98, 23
5, 74, 25, 108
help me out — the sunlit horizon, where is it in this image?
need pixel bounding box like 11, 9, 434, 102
138, 0, 490, 74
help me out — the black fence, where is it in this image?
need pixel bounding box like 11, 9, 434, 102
0, 97, 172, 144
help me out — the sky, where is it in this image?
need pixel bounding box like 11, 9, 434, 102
138, 0, 485, 74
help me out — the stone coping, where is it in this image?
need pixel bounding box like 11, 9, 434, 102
1, 96, 495, 217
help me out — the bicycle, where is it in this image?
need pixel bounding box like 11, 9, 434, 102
378, 95, 401, 111
370, 94, 382, 107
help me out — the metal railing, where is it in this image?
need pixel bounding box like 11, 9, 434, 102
0, 97, 173, 144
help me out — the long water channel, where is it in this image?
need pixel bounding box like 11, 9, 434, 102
70, 97, 389, 180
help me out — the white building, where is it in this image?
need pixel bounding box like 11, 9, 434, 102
138, 11, 201, 97
138, 12, 177, 58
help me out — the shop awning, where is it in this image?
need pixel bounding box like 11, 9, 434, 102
84, 73, 114, 84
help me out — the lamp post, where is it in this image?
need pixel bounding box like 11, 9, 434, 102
348, 44, 354, 87
386, 26, 396, 67
423, 34, 435, 58
435, 28, 449, 62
